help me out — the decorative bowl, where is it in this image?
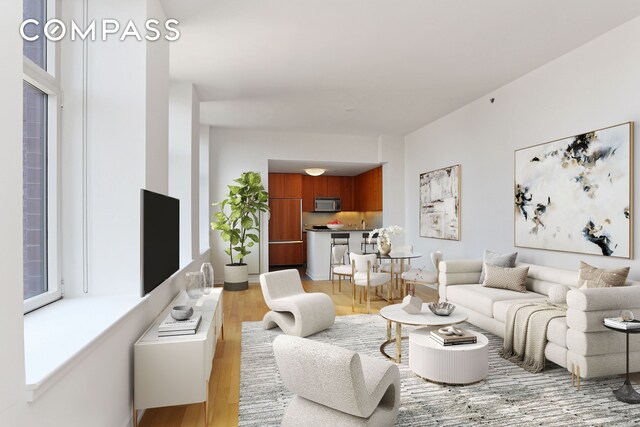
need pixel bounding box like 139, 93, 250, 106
326, 223, 345, 230
171, 305, 194, 321
427, 302, 456, 316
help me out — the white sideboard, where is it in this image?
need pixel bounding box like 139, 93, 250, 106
133, 288, 223, 427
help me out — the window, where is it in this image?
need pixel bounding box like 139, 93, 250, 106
23, 0, 61, 313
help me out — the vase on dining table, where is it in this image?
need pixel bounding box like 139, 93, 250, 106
379, 241, 391, 255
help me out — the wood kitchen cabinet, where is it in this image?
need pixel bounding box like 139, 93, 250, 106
327, 176, 341, 197
268, 173, 302, 198
313, 176, 328, 197
302, 232, 307, 263
353, 166, 383, 211
268, 199, 302, 241
302, 175, 315, 212
340, 176, 354, 211
269, 242, 304, 266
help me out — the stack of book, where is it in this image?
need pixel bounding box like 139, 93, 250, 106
158, 313, 202, 337
604, 317, 640, 330
430, 328, 477, 346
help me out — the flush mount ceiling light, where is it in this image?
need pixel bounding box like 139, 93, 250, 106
305, 168, 326, 176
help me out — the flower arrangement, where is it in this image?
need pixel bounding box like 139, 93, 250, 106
368, 225, 404, 247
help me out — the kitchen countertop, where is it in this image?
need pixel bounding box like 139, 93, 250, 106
305, 228, 375, 233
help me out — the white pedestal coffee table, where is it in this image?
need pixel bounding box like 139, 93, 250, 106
379, 303, 468, 363
409, 327, 489, 385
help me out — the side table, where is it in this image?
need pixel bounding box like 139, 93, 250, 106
603, 323, 640, 404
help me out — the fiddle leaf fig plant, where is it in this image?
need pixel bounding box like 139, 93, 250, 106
211, 172, 270, 265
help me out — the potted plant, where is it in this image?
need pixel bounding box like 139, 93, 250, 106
211, 172, 269, 291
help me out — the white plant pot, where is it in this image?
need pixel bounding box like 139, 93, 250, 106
224, 264, 249, 291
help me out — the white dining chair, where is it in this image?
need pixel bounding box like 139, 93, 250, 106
351, 253, 391, 313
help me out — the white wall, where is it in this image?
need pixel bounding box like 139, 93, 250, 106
169, 82, 201, 267
199, 125, 211, 254
0, 1, 26, 424
209, 128, 405, 281
405, 16, 640, 278
379, 135, 405, 227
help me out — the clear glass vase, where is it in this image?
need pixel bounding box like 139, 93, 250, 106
200, 262, 214, 295
185, 271, 204, 299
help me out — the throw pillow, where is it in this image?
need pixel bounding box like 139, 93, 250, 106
482, 264, 529, 293
577, 261, 629, 289
478, 250, 518, 283
548, 284, 571, 305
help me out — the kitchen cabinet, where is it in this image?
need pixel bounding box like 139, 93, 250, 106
269, 242, 304, 266
353, 166, 383, 211
327, 176, 341, 197
340, 176, 354, 211
302, 175, 314, 212
313, 176, 328, 197
302, 232, 307, 263
268, 173, 302, 199
269, 199, 302, 241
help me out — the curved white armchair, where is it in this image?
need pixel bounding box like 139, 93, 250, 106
273, 335, 401, 427
260, 269, 336, 338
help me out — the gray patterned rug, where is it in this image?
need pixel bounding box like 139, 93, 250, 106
239, 315, 640, 426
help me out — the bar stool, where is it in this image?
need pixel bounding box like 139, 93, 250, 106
361, 232, 378, 254
329, 233, 350, 290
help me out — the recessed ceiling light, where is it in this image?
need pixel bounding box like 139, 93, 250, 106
305, 168, 326, 176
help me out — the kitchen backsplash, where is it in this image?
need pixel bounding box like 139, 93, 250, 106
303, 211, 382, 230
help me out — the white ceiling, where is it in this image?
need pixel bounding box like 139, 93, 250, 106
163, 0, 640, 136
268, 159, 379, 176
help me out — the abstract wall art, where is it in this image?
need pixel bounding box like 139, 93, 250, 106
420, 164, 460, 240
514, 122, 633, 258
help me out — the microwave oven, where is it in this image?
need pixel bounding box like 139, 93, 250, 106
314, 197, 341, 212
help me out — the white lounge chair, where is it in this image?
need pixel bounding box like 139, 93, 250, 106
273, 335, 401, 427
260, 269, 335, 337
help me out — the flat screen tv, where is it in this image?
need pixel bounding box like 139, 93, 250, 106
141, 189, 179, 297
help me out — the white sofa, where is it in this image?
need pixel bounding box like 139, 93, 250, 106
439, 260, 640, 379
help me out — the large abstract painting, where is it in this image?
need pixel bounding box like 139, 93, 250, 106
515, 122, 633, 258
420, 165, 460, 240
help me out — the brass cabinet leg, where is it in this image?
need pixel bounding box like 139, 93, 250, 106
395, 322, 402, 363
204, 379, 209, 427
133, 408, 138, 427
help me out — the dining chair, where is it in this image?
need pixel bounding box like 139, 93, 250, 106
331, 245, 352, 294
350, 253, 391, 313
380, 244, 413, 295
401, 251, 443, 296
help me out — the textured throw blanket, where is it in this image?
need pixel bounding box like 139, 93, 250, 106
499, 302, 566, 373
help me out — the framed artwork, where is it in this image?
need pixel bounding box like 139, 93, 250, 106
419, 164, 461, 240
514, 122, 633, 258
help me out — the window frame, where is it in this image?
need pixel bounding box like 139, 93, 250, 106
23, 0, 62, 313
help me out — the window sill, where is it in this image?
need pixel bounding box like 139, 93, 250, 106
23, 294, 145, 402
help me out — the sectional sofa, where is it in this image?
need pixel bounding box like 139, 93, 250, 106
438, 260, 640, 379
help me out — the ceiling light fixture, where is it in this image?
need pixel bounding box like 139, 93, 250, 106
305, 168, 326, 176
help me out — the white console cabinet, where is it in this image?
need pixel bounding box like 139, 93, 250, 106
134, 288, 223, 427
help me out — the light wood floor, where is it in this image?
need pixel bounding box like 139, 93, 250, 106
139, 277, 438, 427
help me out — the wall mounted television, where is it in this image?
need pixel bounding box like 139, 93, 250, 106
141, 189, 179, 297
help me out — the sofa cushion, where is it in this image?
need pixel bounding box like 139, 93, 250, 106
479, 250, 518, 283
447, 285, 545, 318
548, 284, 571, 305
547, 317, 567, 348
492, 297, 548, 323
578, 261, 629, 289
483, 264, 529, 293
518, 263, 578, 296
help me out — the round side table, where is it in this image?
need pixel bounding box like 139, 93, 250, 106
409, 327, 489, 385
603, 323, 640, 404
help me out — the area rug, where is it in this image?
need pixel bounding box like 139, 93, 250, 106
239, 315, 640, 426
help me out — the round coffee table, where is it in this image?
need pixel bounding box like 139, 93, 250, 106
379, 303, 468, 363
409, 327, 489, 385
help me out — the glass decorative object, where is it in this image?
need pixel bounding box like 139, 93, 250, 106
186, 271, 204, 299
201, 262, 214, 295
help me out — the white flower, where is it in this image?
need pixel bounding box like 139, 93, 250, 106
368, 225, 404, 246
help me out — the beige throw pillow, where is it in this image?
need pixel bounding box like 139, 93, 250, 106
482, 264, 529, 293
577, 261, 629, 289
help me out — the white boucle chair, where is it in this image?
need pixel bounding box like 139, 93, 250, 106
260, 269, 336, 338
272, 335, 401, 427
